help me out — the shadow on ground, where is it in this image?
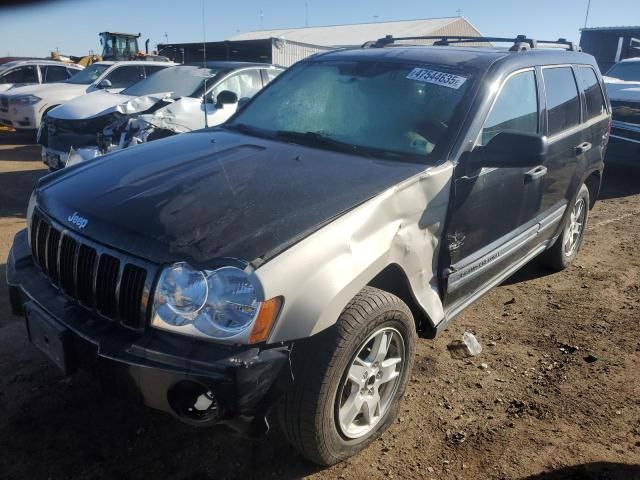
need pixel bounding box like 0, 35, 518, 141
0, 144, 41, 162
0, 362, 322, 479
0, 130, 37, 145
520, 462, 640, 480
0, 167, 46, 218
599, 164, 640, 200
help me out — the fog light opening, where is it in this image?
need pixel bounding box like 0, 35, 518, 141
168, 380, 219, 425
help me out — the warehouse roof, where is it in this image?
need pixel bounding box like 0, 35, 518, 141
230, 17, 481, 47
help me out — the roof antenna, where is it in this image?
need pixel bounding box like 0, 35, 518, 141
584, 0, 591, 28
202, 0, 209, 128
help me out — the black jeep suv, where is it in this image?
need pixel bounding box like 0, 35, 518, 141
7, 35, 611, 465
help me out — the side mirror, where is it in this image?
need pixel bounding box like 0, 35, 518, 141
215, 90, 238, 108
475, 131, 547, 167
97, 79, 113, 89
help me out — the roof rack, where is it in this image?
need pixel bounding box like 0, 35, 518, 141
362, 35, 582, 52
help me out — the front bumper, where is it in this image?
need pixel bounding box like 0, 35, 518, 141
6, 229, 291, 429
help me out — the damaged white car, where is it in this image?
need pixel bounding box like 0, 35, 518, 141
39, 62, 284, 170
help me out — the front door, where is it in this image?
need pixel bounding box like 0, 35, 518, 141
442, 68, 545, 315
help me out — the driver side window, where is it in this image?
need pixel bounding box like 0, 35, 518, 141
480, 70, 538, 145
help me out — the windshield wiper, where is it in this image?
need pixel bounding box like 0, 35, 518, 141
274, 130, 374, 157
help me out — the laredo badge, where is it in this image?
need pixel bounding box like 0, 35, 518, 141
406, 67, 467, 89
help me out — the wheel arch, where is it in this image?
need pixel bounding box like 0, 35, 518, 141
367, 263, 436, 338
584, 169, 602, 210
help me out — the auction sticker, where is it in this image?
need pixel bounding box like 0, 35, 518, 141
406, 68, 467, 89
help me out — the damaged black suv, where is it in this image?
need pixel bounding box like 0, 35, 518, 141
7, 35, 610, 465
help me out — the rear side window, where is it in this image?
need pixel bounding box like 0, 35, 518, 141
1, 65, 38, 84
543, 67, 580, 135
42, 65, 71, 83
480, 70, 538, 145
576, 66, 607, 120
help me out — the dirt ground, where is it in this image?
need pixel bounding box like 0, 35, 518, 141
0, 132, 638, 480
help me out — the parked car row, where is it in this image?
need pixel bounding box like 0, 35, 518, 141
39, 62, 283, 168
602, 57, 640, 164
0, 59, 282, 169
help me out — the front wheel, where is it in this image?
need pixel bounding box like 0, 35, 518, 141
540, 183, 590, 271
279, 286, 416, 465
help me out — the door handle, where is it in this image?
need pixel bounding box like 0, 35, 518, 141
524, 165, 547, 183
575, 142, 592, 155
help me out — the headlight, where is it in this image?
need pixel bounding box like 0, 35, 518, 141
10, 95, 41, 105
151, 262, 282, 344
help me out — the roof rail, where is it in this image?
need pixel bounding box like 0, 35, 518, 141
362, 35, 582, 52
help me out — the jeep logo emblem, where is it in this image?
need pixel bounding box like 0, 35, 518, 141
67, 212, 88, 229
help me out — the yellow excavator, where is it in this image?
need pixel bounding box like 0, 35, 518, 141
50, 31, 170, 66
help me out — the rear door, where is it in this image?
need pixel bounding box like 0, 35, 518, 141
575, 65, 610, 173
537, 66, 584, 219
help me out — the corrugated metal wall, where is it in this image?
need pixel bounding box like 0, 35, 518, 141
271, 39, 334, 67
391, 18, 490, 47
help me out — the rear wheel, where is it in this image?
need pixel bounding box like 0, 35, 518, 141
279, 286, 416, 465
540, 183, 589, 271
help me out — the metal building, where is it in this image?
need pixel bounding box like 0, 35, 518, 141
159, 17, 484, 67
157, 38, 332, 67
230, 16, 484, 47
580, 26, 640, 73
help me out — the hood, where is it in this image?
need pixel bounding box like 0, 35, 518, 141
49, 90, 130, 120
604, 76, 640, 102
2, 82, 86, 98
50, 90, 173, 121
36, 130, 427, 265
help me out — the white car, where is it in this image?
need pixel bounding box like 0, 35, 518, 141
40, 62, 284, 169
0, 59, 83, 93
0, 61, 171, 131
603, 57, 640, 163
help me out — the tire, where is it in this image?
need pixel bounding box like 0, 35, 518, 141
540, 183, 590, 271
279, 286, 416, 466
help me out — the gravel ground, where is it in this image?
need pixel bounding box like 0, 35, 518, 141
0, 133, 638, 480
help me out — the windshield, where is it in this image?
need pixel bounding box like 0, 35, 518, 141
122, 66, 225, 98
606, 61, 640, 82
227, 60, 474, 162
66, 64, 109, 85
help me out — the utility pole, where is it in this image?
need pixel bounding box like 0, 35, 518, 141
260, 10, 264, 30
584, 0, 591, 28
373, 15, 379, 23
456, 9, 462, 16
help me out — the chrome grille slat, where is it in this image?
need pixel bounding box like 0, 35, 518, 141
29, 210, 151, 330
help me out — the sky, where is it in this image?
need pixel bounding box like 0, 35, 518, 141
0, 0, 639, 58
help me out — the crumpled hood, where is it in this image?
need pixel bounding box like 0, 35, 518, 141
49, 90, 129, 120
36, 129, 427, 265
3, 82, 86, 98
49, 91, 172, 120
604, 76, 640, 102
